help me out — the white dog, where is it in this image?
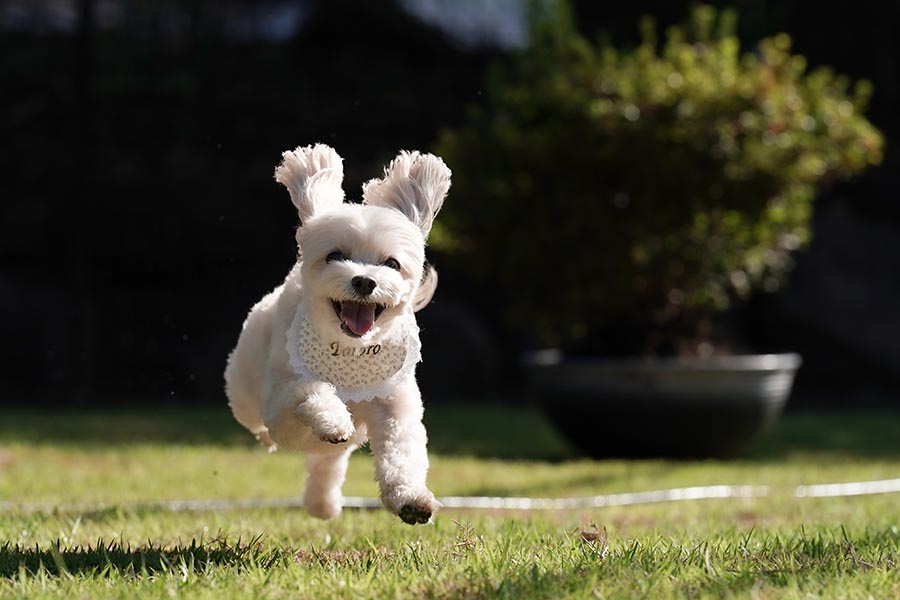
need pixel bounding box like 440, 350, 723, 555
225, 144, 450, 525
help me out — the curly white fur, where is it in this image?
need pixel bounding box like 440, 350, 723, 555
363, 150, 451, 238
225, 144, 451, 525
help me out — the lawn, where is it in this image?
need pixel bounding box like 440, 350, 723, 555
1, 403, 899, 599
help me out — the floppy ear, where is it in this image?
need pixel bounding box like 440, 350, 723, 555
362, 151, 451, 238
274, 144, 345, 224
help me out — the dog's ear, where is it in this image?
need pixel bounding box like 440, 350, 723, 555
275, 144, 345, 224
362, 151, 451, 239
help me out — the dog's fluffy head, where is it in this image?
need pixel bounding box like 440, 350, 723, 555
275, 145, 450, 343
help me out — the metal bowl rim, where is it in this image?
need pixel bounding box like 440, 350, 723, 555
523, 352, 802, 372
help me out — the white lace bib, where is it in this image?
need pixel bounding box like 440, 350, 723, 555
286, 305, 421, 402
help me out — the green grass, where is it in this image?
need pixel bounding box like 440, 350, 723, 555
1, 403, 899, 598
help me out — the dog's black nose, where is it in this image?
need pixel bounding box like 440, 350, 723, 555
351, 275, 377, 296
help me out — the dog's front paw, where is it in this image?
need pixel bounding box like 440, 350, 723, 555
395, 491, 441, 525
295, 387, 357, 444
311, 409, 356, 444
305, 493, 343, 520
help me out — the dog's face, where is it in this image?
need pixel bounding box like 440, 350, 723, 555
299, 204, 426, 342
275, 146, 450, 343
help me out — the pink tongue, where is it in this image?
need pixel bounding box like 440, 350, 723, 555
340, 301, 376, 336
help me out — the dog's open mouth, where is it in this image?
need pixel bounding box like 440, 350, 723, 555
331, 300, 385, 337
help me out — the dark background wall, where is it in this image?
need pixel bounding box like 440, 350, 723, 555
2, 0, 898, 406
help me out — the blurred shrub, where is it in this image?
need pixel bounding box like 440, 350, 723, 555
434, 3, 883, 354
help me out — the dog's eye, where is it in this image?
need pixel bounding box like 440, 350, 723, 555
326, 250, 347, 263
383, 257, 401, 271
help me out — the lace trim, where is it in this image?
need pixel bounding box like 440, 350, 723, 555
286, 304, 421, 403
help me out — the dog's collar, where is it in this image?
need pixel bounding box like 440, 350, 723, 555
285, 305, 421, 403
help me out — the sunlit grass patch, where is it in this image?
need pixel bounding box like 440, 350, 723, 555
1, 517, 898, 599
1, 404, 899, 598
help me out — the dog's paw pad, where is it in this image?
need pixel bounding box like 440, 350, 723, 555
318, 426, 353, 444
398, 502, 435, 525
312, 419, 355, 445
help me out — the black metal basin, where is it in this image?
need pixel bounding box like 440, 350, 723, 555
525, 352, 802, 459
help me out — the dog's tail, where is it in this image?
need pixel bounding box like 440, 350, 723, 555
413, 264, 438, 312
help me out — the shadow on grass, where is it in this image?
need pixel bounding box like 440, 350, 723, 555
0, 406, 252, 448
424, 404, 576, 461
0, 403, 578, 460
747, 409, 900, 460
0, 537, 284, 578
2, 404, 899, 461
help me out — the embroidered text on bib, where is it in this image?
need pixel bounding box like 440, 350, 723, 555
286, 306, 421, 402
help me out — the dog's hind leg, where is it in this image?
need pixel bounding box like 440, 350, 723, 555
225, 355, 276, 450
225, 289, 279, 449
303, 447, 355, 520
